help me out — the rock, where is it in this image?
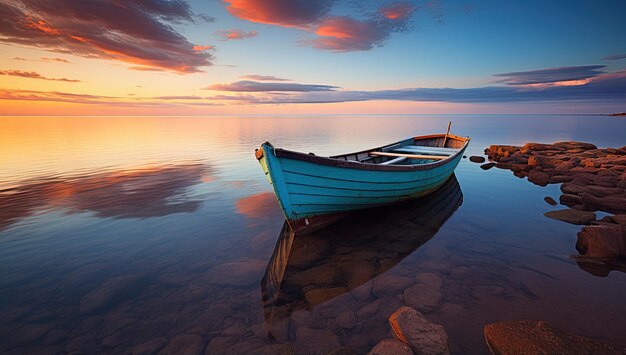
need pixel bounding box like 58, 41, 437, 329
295, 326, 341, 354
484, 320, 625, 354
559, 194, 582, 206
403, 284, 442, 313
576, 225, 626, 258
79, 275, 148, 314
544, 196, 557, 206
14, 323, 54, 343
527, 170, 550, 186
553, 142, 597, 150
304, 287, 347, 307
368, 339, 413, 355
544, 209, 596, 225
327, 347, 358, 355
480, 162, 496, 170
388, 307, 449, 355
561, 183, 586, 195
415, 273, 443, 290
372, 275, 413, 297
582, 193, 626, 214
550, 175, 572, 183
205, 259, 265, 286
133, 337, 168, 355
612, 215, 626, 225
158, 334, 204, 355
336, 310, 357, 329
469, 156, 485, 163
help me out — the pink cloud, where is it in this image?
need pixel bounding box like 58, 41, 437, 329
0, 69, 81, 82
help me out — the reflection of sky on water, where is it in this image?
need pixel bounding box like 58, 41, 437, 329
0, 115, 625, 354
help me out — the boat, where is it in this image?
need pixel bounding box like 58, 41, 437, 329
260, 175, 463, 344
255, 122, 469, 234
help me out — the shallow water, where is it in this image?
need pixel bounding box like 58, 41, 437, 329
1, 115, 625, 354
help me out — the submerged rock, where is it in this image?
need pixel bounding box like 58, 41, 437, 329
368, 339, 413, 355
158, 334, 203, 355
484, 320, 626, 354
205, 259, 265, 286
388, 306, 449, 355
79, 275, 148, 314
403, 284, 442, 313
543, 209, 596, 225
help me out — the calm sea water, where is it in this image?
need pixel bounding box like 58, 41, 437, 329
1, 115, 625, 354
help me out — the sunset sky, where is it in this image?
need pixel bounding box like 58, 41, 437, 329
1, 0, 625, 115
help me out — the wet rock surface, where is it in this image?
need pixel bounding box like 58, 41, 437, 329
388, 307, 449, 355
368, 338, 413, 355
485, 141, 626, 273
469, 156, 485, 163
484, 320, 626, 354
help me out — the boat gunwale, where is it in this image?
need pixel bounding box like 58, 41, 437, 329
269, 133, 470, 172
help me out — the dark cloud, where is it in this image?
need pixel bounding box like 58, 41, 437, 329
494, 65, 606, 85
205, 80, 338, 92
602, 53, 626, 61
223, 0, 420, 52
0, 163, 210, 231
223, 0, 336, 28
215, 29, 258, 40
0, 69, 81, 82
0, 0, 213, 73
241, 75, 290, 81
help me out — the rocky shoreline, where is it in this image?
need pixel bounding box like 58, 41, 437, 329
471, 141, 626, 275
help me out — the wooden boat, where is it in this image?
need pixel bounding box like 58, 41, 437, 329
255, 123, 469, 234
260, 175, 463, 342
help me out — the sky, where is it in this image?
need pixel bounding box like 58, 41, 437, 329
0, 0, 625, 115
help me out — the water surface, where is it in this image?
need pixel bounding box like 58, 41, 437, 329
1, 115, 625, 354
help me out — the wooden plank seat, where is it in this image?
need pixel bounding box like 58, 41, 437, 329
370, 151, 447, 160
392, 146, 458, 156
380, 156, 407, 165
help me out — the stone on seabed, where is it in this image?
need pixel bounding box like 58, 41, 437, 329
388, 306, 449, 355
484, 320, 626, 354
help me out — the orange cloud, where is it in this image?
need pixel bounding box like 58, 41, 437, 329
215, 29, 258, 40
379, 2, 416, 20
193, 45, 215, 51
0, 69, 81, 82
223, 0, 334, 28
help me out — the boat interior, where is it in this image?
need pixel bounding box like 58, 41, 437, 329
332, 133, 469, 166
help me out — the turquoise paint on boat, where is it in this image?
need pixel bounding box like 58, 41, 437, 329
256, 132, 469, 234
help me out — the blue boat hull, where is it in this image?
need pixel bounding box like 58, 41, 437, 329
257, 134, 469, 234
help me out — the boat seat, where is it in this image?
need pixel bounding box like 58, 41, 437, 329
392, 145, 459, 155
380, 156, 407, 165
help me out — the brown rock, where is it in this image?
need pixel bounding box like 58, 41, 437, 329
336, 310, 357, 329
544, 196, 557, 206
304, 287, 347, 306
582, 193, 626, 213
415, 273, 443, 290
79, 275, 148, 314
484, 320, 625, 354
576, 225, 626, 258
553, 141, 597, 150
368, 339, 413, 355
469, 156, 485, 163
480, 162, 496, 170
544, 209, 596, 225
372, 275, 413, 297
158, 334, 203, 355
561, 183, 586, 195
612, 215, 626, 225
403, 284, 442, 314
295, 326, 341, 354
388, 307, 449, 355
550, 175, 572, 183
206, 259, 265, 286
559, 194, 583, 206
133, 337, 168, 355
527, 170, 551, 186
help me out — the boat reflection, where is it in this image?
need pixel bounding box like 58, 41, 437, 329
261, 174, 463, 340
